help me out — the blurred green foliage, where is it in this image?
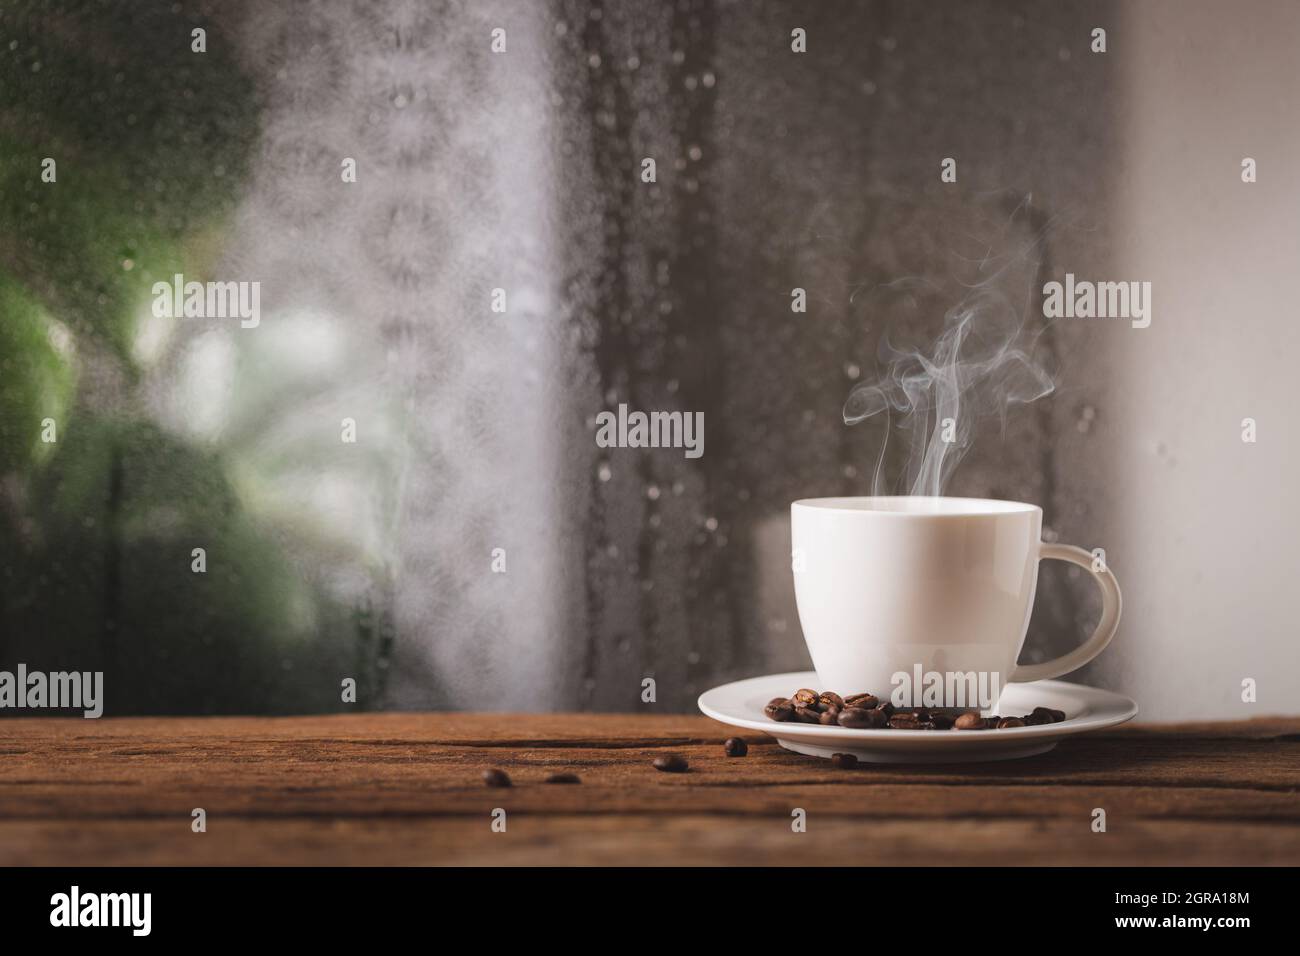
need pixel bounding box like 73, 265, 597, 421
1, 0, 256, 364
0, 276, 73, 471
0, 1, 392, 713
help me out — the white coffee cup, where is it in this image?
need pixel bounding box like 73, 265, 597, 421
791, 496, 1121, 711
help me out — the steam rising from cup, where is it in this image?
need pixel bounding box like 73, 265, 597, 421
843, 282, 1055, 497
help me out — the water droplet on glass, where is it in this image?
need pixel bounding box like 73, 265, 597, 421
646, 484, 660, 500
704, 516, 718, 532
597, 461, 612, 482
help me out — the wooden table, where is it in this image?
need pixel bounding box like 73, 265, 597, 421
1, 714, 1297, 866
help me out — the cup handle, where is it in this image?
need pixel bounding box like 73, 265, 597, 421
1009, 542, 1122, 683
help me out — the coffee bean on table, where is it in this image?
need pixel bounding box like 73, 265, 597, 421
845, 693, 878, 709
653, 754, 689, 773
954, 712, 988, 731
482, 768, 512, 787
765, 698, 795, 722
793, 688, 819, 707
723, 737, 748, 757
544, 772, 581, 784
831, 752, 858, 769
996, 717, 1026, 729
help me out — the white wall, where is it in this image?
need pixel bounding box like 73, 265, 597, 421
1101, 0, 1300, 717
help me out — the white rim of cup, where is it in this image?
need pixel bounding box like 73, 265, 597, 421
792, 496, 1041, 517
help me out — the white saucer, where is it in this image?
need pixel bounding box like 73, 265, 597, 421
698, 671, 1138, 764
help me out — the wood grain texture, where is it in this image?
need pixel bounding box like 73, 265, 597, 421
1, 714, 1297, 866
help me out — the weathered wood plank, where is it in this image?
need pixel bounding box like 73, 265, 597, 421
1, 713, 1293, 743
1, 816, 1295, 867
3, 718, 1296, 794
1, 714, 1296, 865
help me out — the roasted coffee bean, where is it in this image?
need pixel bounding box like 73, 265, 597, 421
845, 693, 879, 709
653, 754, 689, 773
888, 713, 921, 729
724, 737, 748, 757
875, 701, 896, 717
996, 717, 1026, 729
830, 752, 859, 769
818, 691, 845, 711
765, 698, 795, 722
1024, 711, 1052, 726
794, 705, 823, 724
1031, 706, 1067, 724
837, 706, 874, 729
954, 712, 988, 731
818, 708, 841, 725
930, 714, 955, 730
544, 772, 581, 784
793, 688, 819, 707
915, 708, 932, 722
482, 768, 512, 787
